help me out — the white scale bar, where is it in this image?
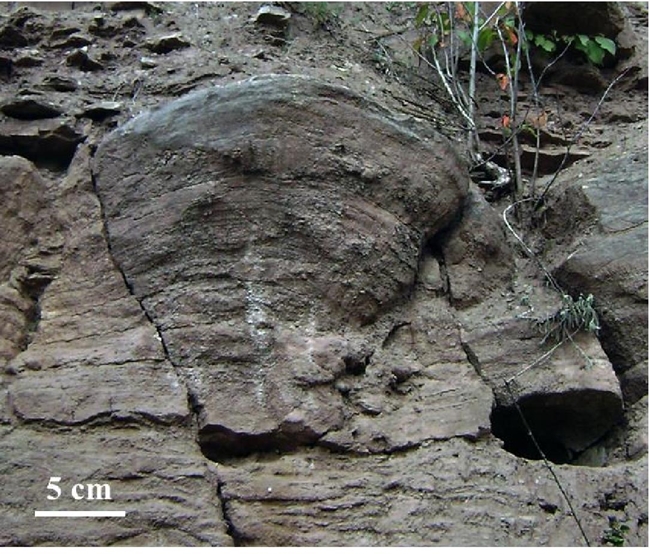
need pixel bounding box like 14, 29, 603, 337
35, 511, 126, 518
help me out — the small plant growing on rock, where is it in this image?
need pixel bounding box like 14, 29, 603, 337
602, 519, 630, 547
537, 293, 600, 345
410, 1, 623, 212
302, 2, 342, 29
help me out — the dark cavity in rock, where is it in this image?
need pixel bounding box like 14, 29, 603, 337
490, 389, 623, 465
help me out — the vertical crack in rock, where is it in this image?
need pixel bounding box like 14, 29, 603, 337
89, 168, 199, 422
216, 479, 242, 546
460, 335, 483, 379
436, 252, 451, 300
459, 330, 496, 442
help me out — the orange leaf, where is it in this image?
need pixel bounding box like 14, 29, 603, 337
501, 114, 511, 128
506, 27, 518, 46
496, 73, 509, 91
455, 3, 470, 22
527, 111, 548, 129
498, 21, 518, 46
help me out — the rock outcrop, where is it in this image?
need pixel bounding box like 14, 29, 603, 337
92, 74, 473, 459
0, 2, 646, 548
216, 439, 647, 546
2, 146, 232, 546
544, 122, 648, 401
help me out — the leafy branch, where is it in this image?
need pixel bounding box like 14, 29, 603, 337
526, 29, 616, 66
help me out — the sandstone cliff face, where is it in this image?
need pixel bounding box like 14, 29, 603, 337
0, 2, 647, 547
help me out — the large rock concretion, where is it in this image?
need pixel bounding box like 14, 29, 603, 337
93, 74, 468, 458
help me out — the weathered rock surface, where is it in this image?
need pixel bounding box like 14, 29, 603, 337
0, 1, 646, 548
438, 184, 515, 307
253, 5, 292, 27
143, 32, 190, 54
38, 74, 78, 92
544, 122, 648, 392
462, 312, 623, 463
0, 8, 44, 47
1, 96, 62, 119
216, 439, 647, 546
88, 73, 644, 545
1, 428, 231, 546
78, 101, 122, 121
2, 146, 231, 546
0, 155, 47, 282
0, 119, 84, 170
0, 155, 62, 370
66, 47, 104, 71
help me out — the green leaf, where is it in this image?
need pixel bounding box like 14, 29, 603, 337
525, 29, 534, 41
456, 29, 472, 48
502, 15, 516, 29
415, 4, 429, 27
574, 42, 586, 55
477, 27, 495, 52
439, 12, 451, 33
464, 2, 477, 18
586, 40, 605, 65
594, 35, 616, 56
534, 34, 556, 53
576, 34, 590, 47
542, 39, 556, 53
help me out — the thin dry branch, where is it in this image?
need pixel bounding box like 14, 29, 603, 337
503, 199, 562, 291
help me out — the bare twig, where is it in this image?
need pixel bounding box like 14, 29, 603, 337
494, 3, 524, 205
527, 40, 573, 94
361, 26, 409, 39
467, 1, 481, 155
405, 36, 475, 129
478, 1, 507, 33
506, 332, 569, 382
503, 199, 562, 292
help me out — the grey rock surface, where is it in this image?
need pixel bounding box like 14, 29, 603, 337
216, 439, 647, 546
2, 146, 232, 546
0, 2, 646, 545
1, 96, 62, 119
545, 122, 648, 389
439, 184, 515, 307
